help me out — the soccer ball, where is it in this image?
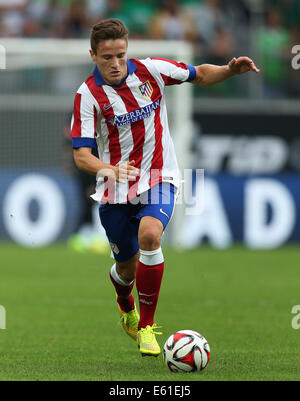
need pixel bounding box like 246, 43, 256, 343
163, 330, 210, 373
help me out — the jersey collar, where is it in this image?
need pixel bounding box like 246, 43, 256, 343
93, 59, 137, 87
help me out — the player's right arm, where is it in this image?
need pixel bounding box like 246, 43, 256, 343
73, 148, 138, 184
73, 147, 115, 177
71, 88, 139, 183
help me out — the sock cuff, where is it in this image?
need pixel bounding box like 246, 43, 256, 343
139, 247, 164, 266
110, 264, 134, 286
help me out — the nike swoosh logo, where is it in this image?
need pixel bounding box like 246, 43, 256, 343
138, 292, 156, 297
160, 208, 169, 218
103, 102, 115, 110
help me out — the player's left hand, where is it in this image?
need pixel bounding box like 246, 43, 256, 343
228, 57, 260, 75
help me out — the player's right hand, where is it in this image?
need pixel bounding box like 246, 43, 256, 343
116, 160, 140, 183
96, 160, 139, 183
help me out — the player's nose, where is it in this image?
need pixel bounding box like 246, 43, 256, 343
111, 57, 119, 69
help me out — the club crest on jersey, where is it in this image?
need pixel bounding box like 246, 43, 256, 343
138, 80, 153, 98
109, 242, 120, 254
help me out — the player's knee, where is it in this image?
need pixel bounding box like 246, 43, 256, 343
139, 228, 161, 251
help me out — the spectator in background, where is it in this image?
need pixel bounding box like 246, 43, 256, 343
105, 0, 158, 39
257, 7, 290, 98
124, 0, 158, 39
206, 25, 235, 65
267, 0, 300, 97
182, 0, 235, 61
22, 14, 41, 37
104, 0, 131, 32
222, 0, 251, 55
286, 25, 300, 97
149, 0, 197, 42
63, 0, 89, 38
22, 0, 65, 38
39, 0, 65, 37
0, 0, 30, 36
86, 0, 106, 25
268, 0, 300, 28
182, 0, 235, 96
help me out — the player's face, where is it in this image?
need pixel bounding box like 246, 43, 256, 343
90, 39, 128, 85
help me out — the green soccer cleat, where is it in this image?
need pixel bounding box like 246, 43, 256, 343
119, 304, 140, 341
137, 324, 162, 357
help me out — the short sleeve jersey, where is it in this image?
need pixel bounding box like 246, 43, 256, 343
71, 57, 196, 203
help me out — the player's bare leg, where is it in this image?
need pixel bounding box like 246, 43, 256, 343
136, 216, 164, 356
116, 252, 139, 282
109, 252, 140, 340
138, 216, 163, 251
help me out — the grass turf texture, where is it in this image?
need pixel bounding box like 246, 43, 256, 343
0, 244, 299, 381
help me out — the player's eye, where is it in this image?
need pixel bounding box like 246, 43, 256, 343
118, 53, 125, 59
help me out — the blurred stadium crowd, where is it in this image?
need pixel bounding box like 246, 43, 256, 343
1, 0, 300, 98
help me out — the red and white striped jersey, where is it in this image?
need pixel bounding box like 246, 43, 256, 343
71, 57, 196, 203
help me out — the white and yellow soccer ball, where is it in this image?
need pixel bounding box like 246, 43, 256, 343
163, 330, 210, 373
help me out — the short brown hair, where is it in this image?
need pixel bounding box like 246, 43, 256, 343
90, 19, 129, 54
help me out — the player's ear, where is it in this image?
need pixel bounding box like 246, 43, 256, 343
90, 49, 96, 62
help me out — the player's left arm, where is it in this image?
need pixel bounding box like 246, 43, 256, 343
191, 57, 260, 88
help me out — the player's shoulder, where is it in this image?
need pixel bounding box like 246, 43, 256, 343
134, 57, 187, 71
129, 57, 147, 67
73, 74, 101, 110
130, 57, 162, 75
131, 57, 173, 63
130, 57, 164, 67
84, 73, 95, 87
74, 73, 98, 97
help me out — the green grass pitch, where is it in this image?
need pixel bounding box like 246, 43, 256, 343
0, 244, 299, 381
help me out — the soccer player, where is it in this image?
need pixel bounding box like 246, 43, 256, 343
71, 19, 259, 357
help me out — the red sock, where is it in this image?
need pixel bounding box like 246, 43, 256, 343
136, 259, 164, 330
109, 271, 135, 313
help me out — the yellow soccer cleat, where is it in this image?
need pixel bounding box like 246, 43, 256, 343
119, 304, 139, 341
137, 324, 162, 357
